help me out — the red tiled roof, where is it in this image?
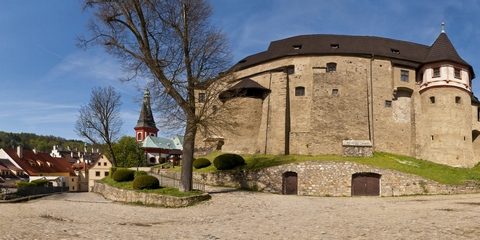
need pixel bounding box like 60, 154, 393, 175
3, 149, 73, 176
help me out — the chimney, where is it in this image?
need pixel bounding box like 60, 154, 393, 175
17, 145, 23, 158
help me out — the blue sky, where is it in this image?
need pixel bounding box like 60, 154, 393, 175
1, 0, 480, 141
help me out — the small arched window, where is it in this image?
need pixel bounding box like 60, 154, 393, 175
295, 86, 305, 96
137, 132, 142, 141
327, 62, 337, 72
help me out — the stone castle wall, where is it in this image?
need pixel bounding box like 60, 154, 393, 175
157, 161, 480, 197
198, 54, 480, 167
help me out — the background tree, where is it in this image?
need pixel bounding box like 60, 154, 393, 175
79, 0, 232, 191
109, 136, 147, 168
75, 86, 124, 167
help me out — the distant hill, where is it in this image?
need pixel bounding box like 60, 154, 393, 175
0, 131, 86, 153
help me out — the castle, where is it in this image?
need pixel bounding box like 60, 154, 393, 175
196, 26, 480, 168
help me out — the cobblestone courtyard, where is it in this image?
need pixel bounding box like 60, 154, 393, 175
1, 189, 480, 239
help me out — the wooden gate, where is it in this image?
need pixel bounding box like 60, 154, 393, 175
283, 172, 298, 195
351, 173, 381, 196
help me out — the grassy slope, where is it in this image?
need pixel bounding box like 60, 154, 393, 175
192, 151, 480, 185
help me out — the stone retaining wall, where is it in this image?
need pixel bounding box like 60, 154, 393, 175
156, 161, 480, 197
93, 182, 210, 207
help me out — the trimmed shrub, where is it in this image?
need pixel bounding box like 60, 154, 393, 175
132, 175, 160, 190
109, 167, 118, 178
112, 168, 135, 182
16, 181, 35, 188
134, 170, 148, 178
193, 158, 211, 169
213, 153, 245, 170
30, 179, 49, 187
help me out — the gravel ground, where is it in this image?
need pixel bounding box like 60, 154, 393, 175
1, 187, 480, 240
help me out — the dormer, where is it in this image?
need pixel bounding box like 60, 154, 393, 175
418, 25, 474, 93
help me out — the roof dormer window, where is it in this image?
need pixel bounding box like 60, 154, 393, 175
293, 44, 302, 50
391, 49, 400, 54
330, 44, 339, 49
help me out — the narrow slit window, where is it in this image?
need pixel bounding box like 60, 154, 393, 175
430, 96, 435, 104
326, 62, 337, 72
295, 86, 305, 96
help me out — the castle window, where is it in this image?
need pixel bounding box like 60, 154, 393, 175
96, 171, 100, 177
104, 171, 109, 177
433, 68, 440, 77
330, 44, 339, 49
326, 62, 337, 72
137, 132, 142, 141
287, 66, 295, 75
455, 96, 461, 104
454, 68, 461, 79
400, 70, 409, 82
430, 96, 435, 104
198, 93, 205, 102
332, 89, 339, 95
391, 49, 400, 54
431, 135, 434, 140
293, 44, 302, 50
385, 100, 392, 108
295, 87, 305, 96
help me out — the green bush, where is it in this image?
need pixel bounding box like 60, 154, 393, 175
134, 170, 148, 178
31, 179, 49, 187
109, 167, 118, 178
213, 153, 245, 170
112, 168, 135, 182
16, 181, 35, 188
193, 158, 211, 169
132, 175, 160, 190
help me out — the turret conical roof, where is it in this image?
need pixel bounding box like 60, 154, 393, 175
135, 89, 158, 130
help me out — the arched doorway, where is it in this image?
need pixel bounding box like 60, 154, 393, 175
351, 173, 381, 196
283, 172, 298, 195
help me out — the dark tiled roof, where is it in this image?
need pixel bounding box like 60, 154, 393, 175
422, 33, 474, 76
231, 33, 474, 78
135, 89, 158, 130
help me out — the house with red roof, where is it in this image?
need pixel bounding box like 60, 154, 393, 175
0, 146, 75, 187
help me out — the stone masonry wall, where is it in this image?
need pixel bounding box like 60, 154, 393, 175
93, 181, 210, 207
156, 161, 480, 197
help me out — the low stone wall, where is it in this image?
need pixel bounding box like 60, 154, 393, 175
158, 161, 480, 197
93, 182, 210, 207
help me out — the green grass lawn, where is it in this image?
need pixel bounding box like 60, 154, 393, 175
100, 177, 203, 197
190, 151, 480, 185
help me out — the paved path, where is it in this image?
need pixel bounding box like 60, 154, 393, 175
1, 189, 480, 239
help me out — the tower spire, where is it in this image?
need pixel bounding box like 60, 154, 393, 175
441, 21, 445, 33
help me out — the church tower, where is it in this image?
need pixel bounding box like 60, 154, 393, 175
416, 23, 476, 167
134, 88, 158, 142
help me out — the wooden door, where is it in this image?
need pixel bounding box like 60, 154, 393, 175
352, 173, 380, 196
283, 172, 298, 195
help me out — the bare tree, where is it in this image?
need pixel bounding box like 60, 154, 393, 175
75, 86, 124, 167
78, 0, 232, 191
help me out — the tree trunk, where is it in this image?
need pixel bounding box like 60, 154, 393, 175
180, 118, 196, 192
